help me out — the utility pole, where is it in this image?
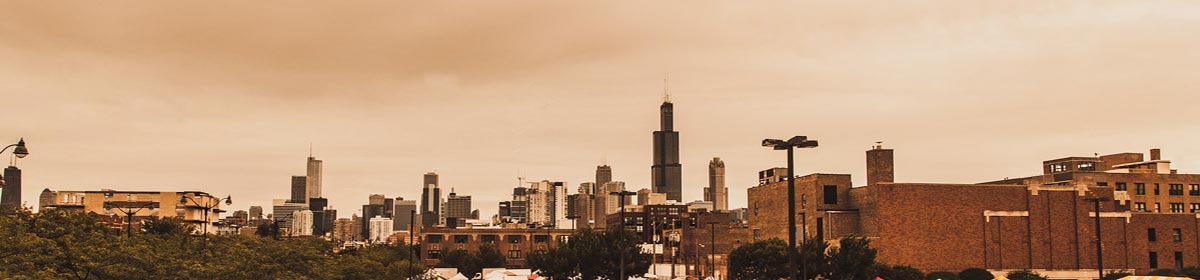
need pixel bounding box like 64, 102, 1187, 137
1085, 197, 1110, 280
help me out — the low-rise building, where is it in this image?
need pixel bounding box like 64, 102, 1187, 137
39, 189, 226, 235
418, 227, 573, 268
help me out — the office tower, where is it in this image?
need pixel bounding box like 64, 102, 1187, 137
248, 206, 263, 220
651, 88, 683, 202
596, 165, 612, 193
290, 176, 306, 203
505, 187, 531, 224
322, 208, 337, 236
705, 157, 728, 211
1, 166, 21, 208
575, 183, 596, 228
369, 194, 385, 206
421, 172, 441, 227
368, 216, 393, 244
272, 199, 309, 229
526, 181, 551, 225
309, 197, 328, 235
332, 218, 357, 242
306, 156, 322, 202
292, 210, 314, 236
383, 197, 395, 218
231, 210, 249, 221
362, 200, 385, 238
350, 214, 363, 241
637, 188, 666, 206
445, 190, 472, 220
393, 198, 417, 231
597, 181, 629, 223
549, 181, 567, 226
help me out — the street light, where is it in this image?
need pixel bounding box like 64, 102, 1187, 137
1084, 196, 1111, 280
611, 190, 637, 280
0, 138, 29, 187
179, 192, 232, 247
103, 192, 157, 238
762, 135, 818, 280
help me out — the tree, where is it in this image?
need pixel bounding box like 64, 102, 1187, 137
958, 268, 993, 280
141, 216, 194, 235
476, 244, 506, 271
528, 229, 652, 280
798, 235, 830, 278
1005, 270, 1047, 280
887, 265, 925, 280
728, 238, 791, 280
437, 249, 483, 277
255, 221, 280, 239
825, 235, 877, 280
926, 271, 960, 280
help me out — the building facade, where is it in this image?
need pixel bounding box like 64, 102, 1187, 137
419, 228, 573, 268
290, 175, 306, 203
421, 172, 441, 227
2, 165, 21, 208
651, 94, 682, 202
306, 156, 322, 203
706, 157, 728, 211
39, 189, 226, 234
393, 198, 417, 231
292, 209, 314, 236
369, 216, 394, 244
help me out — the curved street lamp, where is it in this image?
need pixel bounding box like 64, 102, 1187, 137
0, 138, 29, 186
762, 136, 818, 280
179, 192, 232, 247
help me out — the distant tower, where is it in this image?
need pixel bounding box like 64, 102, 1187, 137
306, 156, 323, 203
290, 176, 307, 203
1, 166, 21, 208
705, 157, 728, 211
651, 79, 683, 201
595, 165, 612, 194
421, 172, 442, 227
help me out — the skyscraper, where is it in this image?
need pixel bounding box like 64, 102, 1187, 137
445, 190, 472, 221
290, 176, 306, 203
368, 216, 393, 244
306, 156, 322, 202
292, 209, 314, 236
248, 206, 263, 220
1, 166, 21, 208
549, 181, 567, 227
651, 86, 682, 201
705, 157, 728, 211
421, 172, 441, 227
393, 198, 417, 231
596, 165, 611, 194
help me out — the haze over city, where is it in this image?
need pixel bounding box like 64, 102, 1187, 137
3, 1, 1199, 219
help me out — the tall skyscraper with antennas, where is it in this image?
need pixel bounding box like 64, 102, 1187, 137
652, 79, 682, 201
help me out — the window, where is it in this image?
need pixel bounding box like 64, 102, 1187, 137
454, 235, 469, 244
1176, 252, 1185, 269
534, 235, 549, 243
481, 235, 498, 244
1174, 228, 1183, 242
1170, 184, 1184, 196
508, 250, 522, 259
823, 185, 838, 204
428, 250, 442, 259
1191, 203, 1200, 213
1155, 184, 1161, 195
1149, 228, 1158, 242
1136, 203, 1147, 212
507, 235, 522, 244
1050, 163, 1067, 173
1078, 162, 1096, 171
1156, 203, 1162, 213
1116, 182, 1127, 191
1191, 184, 1200, 196
427, 235, 444, 244
1172, 203, 1185, 213
1135, 183, 1146, 195
1151, 252, 1159, 269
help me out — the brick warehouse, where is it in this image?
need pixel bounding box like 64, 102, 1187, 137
747, 145, 1200, 277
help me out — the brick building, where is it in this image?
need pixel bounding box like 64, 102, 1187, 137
747, 146, 1200, 277
418, 227, 573, 268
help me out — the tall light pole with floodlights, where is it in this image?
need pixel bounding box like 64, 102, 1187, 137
103, 192, 157, 238
762, 136, 818, 280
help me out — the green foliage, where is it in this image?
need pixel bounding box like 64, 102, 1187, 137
926, 271, 960, 280
1005, 270, 1047, 280
141, 216, 195, 235
799, 236, 831, 278
1148, 269, 1185, 276
958, 268, 994, 280
728, 238, 792, 280
527, 229, 652, 280
255, 221, 280, 239
0, 209, 434, 280
871, 264, 923, 280
438, 249, 483, 277
476, 244, 506, 270
825, 235, 878, 280
1100, 271, 1132, 280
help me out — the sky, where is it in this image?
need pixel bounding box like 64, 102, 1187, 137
2, 1, 1199, 219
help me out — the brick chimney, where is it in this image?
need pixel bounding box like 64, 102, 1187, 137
866, 143, 894, 186
1150, 148, 1161, 161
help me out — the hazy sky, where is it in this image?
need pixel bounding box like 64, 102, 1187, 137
3, 1, 1199, 218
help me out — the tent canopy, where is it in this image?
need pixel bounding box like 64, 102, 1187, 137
1118, 277, 1195, 280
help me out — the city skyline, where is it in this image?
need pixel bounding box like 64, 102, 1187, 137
3, 2, 1200, 219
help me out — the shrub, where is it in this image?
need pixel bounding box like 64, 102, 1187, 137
958, 268, 993, 280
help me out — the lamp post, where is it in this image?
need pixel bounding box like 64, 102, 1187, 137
611, 190, 637, 280
762, 136, 818, 280
708, 221, 720, 280
103, 192, 157, 238
179, 192, 232, 248
409, 209, 417, 276
0, 138, 29, 187
1085, 196, 1111, 279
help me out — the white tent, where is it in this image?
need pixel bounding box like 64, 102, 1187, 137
1118, 277, 1195, 280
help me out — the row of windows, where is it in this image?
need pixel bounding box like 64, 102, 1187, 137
1149, 251, 1185, 270
1116, 182, 1200, 196
1147, 228, 1184, 242
425, 234, 554, 244
1133, 202, 1200, 213
426, 249, 537, 260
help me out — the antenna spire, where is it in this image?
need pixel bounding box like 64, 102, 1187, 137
663, 74, 671, 103
308, 142, 313, 157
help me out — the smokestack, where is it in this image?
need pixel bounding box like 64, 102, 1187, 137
1151, 149, 1162, 161
866, 143, 894, 186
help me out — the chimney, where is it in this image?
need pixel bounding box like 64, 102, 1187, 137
1150, 149, 1161, 161
866, 143, 894, 186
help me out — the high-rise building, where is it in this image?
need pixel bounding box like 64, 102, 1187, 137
549, 181, 567, 227
368, 216, 393, 244
322, 208, 337, 236
383, 197, 395, 218
637, 188, 667, 206
369, 194, 386, 206
309, 197, 329, 236
527, 181, 549, 225
596, 165, 612, 193
272, 199, 309, 230
362, 195, 386, 238
393, 198, 417, 231
332, 218, 359, 242
292, 210, 314, 236
290, 176, 306, 203
1, 166, 21, 208
596, 181, 630, 225
306, 156, 322, 202
651, 88, 682, 201
705, 157, 728, 211
248, 206, 263, 220
421, 172, 441, 227
445, 190, 472, 220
